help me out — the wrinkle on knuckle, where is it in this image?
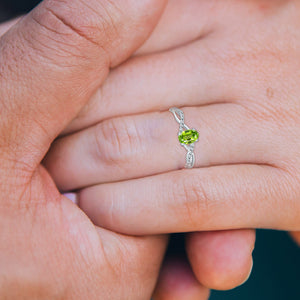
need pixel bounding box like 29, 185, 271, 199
43, 1, 97, 46
219, 41, 283, 77
242, 97, 299, 128
29, 1, 111, 67
49, 0, 121, 52
96, 0, 122, 42
171, 172, 211, 229
92, 117, 141, 168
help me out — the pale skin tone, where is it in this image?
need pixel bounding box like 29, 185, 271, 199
41, 0, 299, 296
0, 0, 256, 299
45, 0, 300, 232
0, 0, 299, 299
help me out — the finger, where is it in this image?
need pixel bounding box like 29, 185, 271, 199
152, 256, 210, 300
186, 230, 255, 290
95, 226, 168, 299
45, 104, 272, 191
136, 0, 218, 56
0, 0, 215, 50
64, 36, 233, 134
78, 164, 299, 235
0, 17, 20, 36
0, 0, 167, 167
0, 0, 215, 52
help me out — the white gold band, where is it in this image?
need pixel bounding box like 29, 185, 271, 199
169, 107, 199, 169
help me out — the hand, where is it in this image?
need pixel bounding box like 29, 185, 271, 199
0, 2, 254, 298
0, 0, 170, 298
47, 0, 300, 234
44, 2, 300, 296
43, 0, 259, 296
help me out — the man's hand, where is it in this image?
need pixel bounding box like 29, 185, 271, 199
0, 0, 170, 299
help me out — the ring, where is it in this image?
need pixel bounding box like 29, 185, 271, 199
169, 107, 199, 168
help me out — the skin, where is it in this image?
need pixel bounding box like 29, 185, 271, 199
0, 1, 256, 299
0, 0, 170, 298
2, 0, 298, 298
43, 0, 300, 295
45, 0, 258, 295
44, 0, 300, 233
0, 0, 257, 299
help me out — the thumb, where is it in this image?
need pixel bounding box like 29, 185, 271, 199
0, 0, 166, 167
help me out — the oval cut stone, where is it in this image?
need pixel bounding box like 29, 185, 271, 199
178, 130, 199, 145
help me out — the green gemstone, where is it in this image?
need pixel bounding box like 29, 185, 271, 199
178, 130, 199, 145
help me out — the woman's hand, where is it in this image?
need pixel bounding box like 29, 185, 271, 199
43, 2, 300, 295
47, 0, 300, 234
44, 0, 263, 295
0, 0, 172, 298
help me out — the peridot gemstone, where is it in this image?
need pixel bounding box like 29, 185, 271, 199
178, 130, 199, 145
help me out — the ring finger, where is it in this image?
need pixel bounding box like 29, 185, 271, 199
45, 104, 273, 191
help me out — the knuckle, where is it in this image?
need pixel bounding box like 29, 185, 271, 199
92, 117, 142, 168
96, 0, 122, 42
47, 0, 121, 47
171, 172, 211, 229
29, 0, 116, 65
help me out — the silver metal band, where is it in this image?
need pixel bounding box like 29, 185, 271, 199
169, 107, 198, 168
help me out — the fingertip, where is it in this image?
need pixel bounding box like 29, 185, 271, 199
186, 230, 255, 290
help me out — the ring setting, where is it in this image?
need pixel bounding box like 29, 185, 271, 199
169, 107, 199, 169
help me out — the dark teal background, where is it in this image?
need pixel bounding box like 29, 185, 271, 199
210, 230, 300, 300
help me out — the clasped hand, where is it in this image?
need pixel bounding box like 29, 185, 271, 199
0, 0, 299, 299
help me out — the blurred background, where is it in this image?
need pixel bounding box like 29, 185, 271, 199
0, 1, 299, 299
0, 0, 40, 21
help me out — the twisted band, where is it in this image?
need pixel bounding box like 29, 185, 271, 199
169, 107, 199, 168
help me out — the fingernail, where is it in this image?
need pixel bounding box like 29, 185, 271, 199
64, 193, 78, 205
